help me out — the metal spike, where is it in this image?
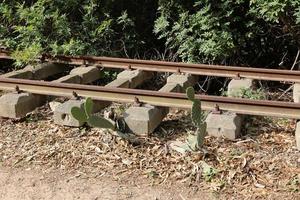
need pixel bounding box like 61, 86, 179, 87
133, 96, 142, 107
212, 104, 222, 114
72, 91, 80, 100
15, 85, 21, 94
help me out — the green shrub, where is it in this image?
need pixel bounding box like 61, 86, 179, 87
155, 0, 300, 66
1, 0, 299, 69
0, 0, 157, 66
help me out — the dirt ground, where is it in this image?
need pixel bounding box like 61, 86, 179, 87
0, 167, 215, 200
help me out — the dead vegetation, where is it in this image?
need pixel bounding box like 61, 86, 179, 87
0, 102, 299, 199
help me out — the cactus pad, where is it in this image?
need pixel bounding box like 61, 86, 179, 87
186, 87, 195, 101
191, 99, 202, 126
87, 115, 115, 130
84, 97, 93, 117
71, 107, 87, 124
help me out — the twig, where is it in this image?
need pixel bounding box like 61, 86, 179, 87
291, 49, 300, 70
279, 51, 288, 66
277, 85, 293, 100
197, 76, 210, 93
179, 194, 186, 200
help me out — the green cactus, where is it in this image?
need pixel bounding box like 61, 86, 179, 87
71, 106, 87, 124
71, 97, 115, 130
186, 87, 195, 101
191, 99, 202, 127
84, 97, 93, 117
196, 122, 207, 147
87, 115, 115, 129
185, 86, 207, 149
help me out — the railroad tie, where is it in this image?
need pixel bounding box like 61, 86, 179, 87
0, 63, 68, 80
206, 78, 253, 140
124, 73, 197, 136
53, 69, 153, 127
0, 63, 68, 118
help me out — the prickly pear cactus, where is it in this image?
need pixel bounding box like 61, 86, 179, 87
71, 106, 87, 124
71, 97, 115, 130
191, 99, 202, 127
84, 97, 93, 117
196, 122, 207, 147
87, 115, 115, 129
186, 87, 207, 149
186, 87, 195, 101
187, 87, 202, 126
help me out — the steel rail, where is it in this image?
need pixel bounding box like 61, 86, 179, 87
1, 50, 300, 82
0, 50, 10, 59
0, 77, 299, 119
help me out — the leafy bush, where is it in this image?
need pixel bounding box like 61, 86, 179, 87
1, 0, 299, 68
155, 0, 300, 66
0, 0, 158, 66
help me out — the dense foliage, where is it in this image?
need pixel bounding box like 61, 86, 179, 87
0, 0, 300, 68
155, 0, 300, 66
0, 0, 158, 66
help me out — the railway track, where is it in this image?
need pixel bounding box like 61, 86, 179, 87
1, 50, 300, 82
0, 77, 299, 119
0, 50, 300, 149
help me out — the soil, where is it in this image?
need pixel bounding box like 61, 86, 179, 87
0, 167, 213, 200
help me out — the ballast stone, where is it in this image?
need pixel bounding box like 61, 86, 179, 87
205, 112, 243, 140
227, 78, 253, 97
0, 93, 45, 118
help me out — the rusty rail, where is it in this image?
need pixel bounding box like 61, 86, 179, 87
1, 50, 300, 82
0, 77, 299, 119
